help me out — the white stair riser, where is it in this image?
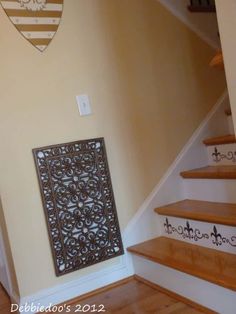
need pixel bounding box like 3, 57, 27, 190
183, 179, 236, 203
227, 115, 235, 135
207, 143, 236, 165
132, 255, 236, 314
159, 215, 236, 254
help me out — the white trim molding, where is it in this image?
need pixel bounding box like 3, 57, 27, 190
0, 226, 13, 297
17, 255, 133, 314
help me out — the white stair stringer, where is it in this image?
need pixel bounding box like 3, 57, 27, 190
183, 179, 236, 203
132, 254, 236, 314
207, 143, 236, 166
159, 215, 236, 254
228, 115, 235, 135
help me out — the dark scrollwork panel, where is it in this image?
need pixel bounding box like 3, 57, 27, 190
33, 138, 124, 276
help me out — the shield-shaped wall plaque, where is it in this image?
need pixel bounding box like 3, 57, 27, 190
0, 0, 63, 52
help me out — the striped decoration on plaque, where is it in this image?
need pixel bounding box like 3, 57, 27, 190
0, 0, 63, 51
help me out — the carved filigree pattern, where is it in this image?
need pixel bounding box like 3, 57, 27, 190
164, 218, 209, 241
212, 147, 236, 163
33, 138, 124, 276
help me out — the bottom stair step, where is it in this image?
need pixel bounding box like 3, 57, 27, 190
127, 237, 236, 291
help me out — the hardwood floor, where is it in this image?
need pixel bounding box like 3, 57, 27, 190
0, 284, 11, 314
53, 277, 207, 313
0, 277, 209, 313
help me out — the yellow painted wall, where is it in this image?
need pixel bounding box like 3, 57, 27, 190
215, 0, 236, 132
0, 0, 226, 297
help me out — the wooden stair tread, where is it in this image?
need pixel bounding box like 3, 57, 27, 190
203, 134, 236, 146
225, 108, 232, 116
155, 199, 236, 226
180, 166, 236, 179
127, 237, 236, 291
209, 51, 224, 68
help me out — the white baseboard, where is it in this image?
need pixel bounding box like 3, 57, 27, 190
15, 255, 133, 314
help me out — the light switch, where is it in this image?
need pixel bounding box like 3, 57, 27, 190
76, 94, 92, 116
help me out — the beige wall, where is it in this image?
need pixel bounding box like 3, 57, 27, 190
215, 0, 236, 132
0, 0, 225, 297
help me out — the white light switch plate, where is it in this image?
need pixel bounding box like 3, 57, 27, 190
76, 94, 92, 116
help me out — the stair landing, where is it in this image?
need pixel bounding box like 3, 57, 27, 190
127, 237, 236, 291
155, 199, 236, 226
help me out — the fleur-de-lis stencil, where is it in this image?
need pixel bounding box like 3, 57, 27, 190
163, 218, 209, 242
211, 225, 236, 247
211, 146, 236, 163
212, 147, 221, 162
184, 221, 193, 238
211, 226, 223, 246
164, 217, 172, 234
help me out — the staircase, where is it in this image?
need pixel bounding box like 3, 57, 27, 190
127, 108, 236, 313
187, 0, 224, 69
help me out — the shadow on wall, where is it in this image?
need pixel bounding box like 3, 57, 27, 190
94, 0, 226, 202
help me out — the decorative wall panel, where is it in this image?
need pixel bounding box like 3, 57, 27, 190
33, 138, 124, 276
